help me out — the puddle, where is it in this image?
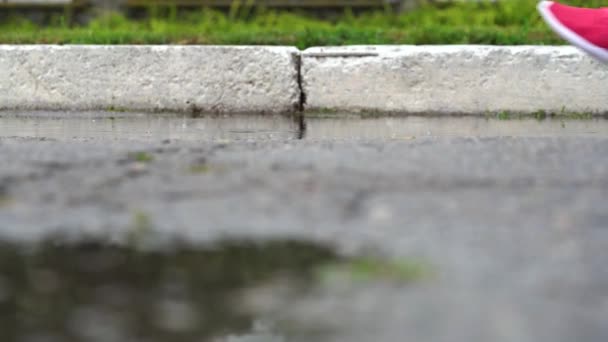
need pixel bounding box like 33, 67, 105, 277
0, 238, 426, 342
304, 116, 608, 139
1, 112, 608, 141
0, 112, 300, 141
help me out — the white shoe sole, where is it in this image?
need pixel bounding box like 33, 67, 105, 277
537, 0, 608, 63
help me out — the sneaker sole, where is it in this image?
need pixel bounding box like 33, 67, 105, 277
537, 0, 608, 63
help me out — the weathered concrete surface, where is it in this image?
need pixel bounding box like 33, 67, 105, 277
5, 45, 608, 115
0, 45, 300, 113
302, 45, 608, 115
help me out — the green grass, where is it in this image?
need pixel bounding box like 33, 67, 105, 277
131, 151, 154, 162
316, 256, 431, 284
486, 109, 597, 121
3, 0, 605, 46
0, 195, 13, 207
189, 163, 212, 174
497, 111, 511, 120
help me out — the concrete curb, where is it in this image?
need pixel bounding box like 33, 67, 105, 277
0, 45, 301, 113
2, 45, 607, 115
302, 45, 608, 115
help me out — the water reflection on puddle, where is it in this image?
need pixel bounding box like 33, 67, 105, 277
0, 112, 300, 141
1, 112, 607, 141
304, 116, 608, 139
0, 238, 425, 342
0, 239, 338, 342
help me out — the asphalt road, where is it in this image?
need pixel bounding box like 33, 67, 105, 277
0, 113, 607, 342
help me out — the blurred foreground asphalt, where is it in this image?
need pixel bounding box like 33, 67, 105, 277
0, 113, 607, 342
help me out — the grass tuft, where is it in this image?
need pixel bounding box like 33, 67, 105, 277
4, 1, 605, 46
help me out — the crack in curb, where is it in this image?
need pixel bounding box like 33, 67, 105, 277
294, 52, 307, 139
294, 50, 379, 139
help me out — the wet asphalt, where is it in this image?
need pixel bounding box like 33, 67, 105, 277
0, 112, 607, 342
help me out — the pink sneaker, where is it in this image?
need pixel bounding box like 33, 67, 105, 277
538, 1, 608, 62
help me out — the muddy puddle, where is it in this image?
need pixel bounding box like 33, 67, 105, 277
1, 112, 607, 141
0, 238, 425, 342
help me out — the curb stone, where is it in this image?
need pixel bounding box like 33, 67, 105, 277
302, 45, 608, 116
1, 45, 607, 115
0, 45, 301, 113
